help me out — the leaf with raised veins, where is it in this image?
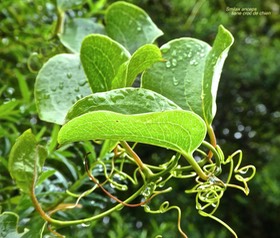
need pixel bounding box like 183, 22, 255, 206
65, 87, 181, 121
80, 34, 130, 93
58, 110, 206, 155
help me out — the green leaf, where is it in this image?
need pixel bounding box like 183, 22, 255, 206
0, 212, 27, 237
65, 88, 181, 121
58, 110, 206, 155
105, 1, 163, 53
142, 38, 211, 118
8, 129, 47, 194
80, 34, 130, 93
202, 25, 234, 125
35, 54, 92, 125
56, 0, 86, 11
59, 18, 106, 53
112, 44, 163, 88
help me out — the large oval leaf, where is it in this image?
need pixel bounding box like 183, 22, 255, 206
105, 1, 163, 53
142, 38, 211, 118
35, 54, 92, 125
58, 110, 206, 155
65, 88, 181, 121
59, 18, 106, 53
80, 34, 130, 92
8, 129, 47, 194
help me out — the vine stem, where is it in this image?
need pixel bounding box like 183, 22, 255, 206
120, 141, 154, 177
31, 181, 147, 226
182, 152, 208, 181
207, 125, 217, 160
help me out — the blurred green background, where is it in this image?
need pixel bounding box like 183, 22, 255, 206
1, 0, 279, 237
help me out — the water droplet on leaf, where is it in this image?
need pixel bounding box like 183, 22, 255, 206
171, 58, 177, 66
165, 61, 171, 68
172, 76, 179, 86
190, 59, 198, 66
59, 82, 64, 89
67, 73, 72, 79
78, 80, 87, 86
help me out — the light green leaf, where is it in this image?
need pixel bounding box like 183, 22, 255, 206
58, 110, 206, 155
59, 18, 106, 53
35, 54, 92, 125
80, 34, 130, 93
8, 129, 47, 194
0, 212, 27, 237
105, 1, 163, 53
142, 38, 211, 118
65, 88, 181, 121
202, 25, 234, 125
112, 44, 163, 89
56, 0, 86, 11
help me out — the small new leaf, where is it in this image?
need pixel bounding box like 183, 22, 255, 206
80, 34, 130, 93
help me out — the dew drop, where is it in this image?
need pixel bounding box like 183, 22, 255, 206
59, 82, 64, 89
74, 87, 80, 92
78, 80, 87, 86
137, 26, 142, 31
190, 59, 198, 66
171, 58, 177, 66
165, 61, 171, 68
50, 86, 57, 92
67, 73, 72, 79
172, 76, 179, 86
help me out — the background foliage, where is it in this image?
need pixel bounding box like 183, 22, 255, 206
0, 0, 279, 237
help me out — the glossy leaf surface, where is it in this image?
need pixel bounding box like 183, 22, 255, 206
105, 1, 163, 53
35, 54, 92, 125
202, 25, 234, 125
59, 18, 105, 53
65, 87, 181, 121
8, 129, 47, 194
142, 38, 211, 118
58, 110, 206, 155
80, 34, 130, 93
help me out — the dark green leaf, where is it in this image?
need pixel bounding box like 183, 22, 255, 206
59, 18, 106, 53
142, 38, 211, 118
105, 1, 163, 53
58, 110, 206, 155
65, 88, 181, 121
80, 34, 130, 93
8, 129, 47, 194
35, 54, 92, 125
